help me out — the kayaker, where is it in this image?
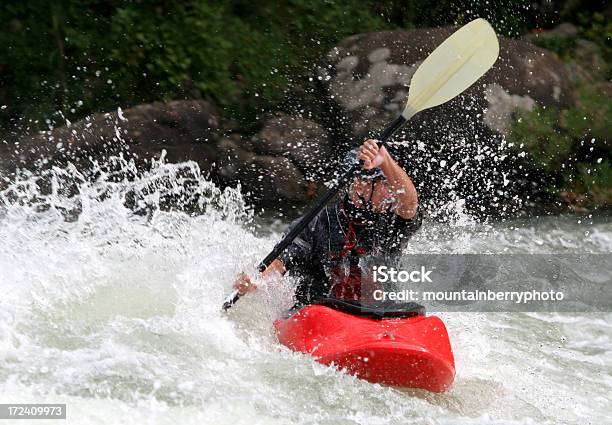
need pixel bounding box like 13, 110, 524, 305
233, 138, 422, 305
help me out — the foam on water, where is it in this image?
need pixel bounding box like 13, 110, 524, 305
0, 157, 610, 424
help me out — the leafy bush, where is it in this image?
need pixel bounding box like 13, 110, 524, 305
511, 87, 611, 210
532, 12, 612, 79
510, 11, 611, 211
2, 0, 590, 136
0, 0, 390, 133
577, 161, 612, 200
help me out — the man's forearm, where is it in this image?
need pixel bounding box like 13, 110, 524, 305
262, 258, 286, 277
380, 154, 418, 220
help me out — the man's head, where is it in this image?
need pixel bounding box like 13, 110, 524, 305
342, 147, 397, 222
343, 169, 398, 225
348, 176, 396, 214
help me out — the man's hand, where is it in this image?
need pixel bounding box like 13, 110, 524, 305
233, 272, 257, 295
359, 138, 419, 220
359, 139, 389, 170
232, 259, 285, 296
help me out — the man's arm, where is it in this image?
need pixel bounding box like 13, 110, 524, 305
233, 259, 285, 295
233, 216, 315, 295
360, 139, 418, 220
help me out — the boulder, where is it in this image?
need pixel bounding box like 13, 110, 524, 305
315, 26, 575, 217
318, 27, 574, 142
216, 136, 310, 208
11, 100, 222, 169
251, 113, 334, 180
7, 100, 331, 212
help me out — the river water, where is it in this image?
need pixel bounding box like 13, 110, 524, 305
0, 158, 610, 424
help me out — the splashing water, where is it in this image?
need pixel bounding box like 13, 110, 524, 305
0, 156, 610, 424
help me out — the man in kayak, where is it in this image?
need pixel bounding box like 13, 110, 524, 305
233, 138, 422, 305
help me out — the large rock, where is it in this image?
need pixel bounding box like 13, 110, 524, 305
213, 113, 336, 209
217, 136, 309, 207
318, 27, 574, 142
250, 113, 334, 180
315, 27, 575, 217
11, 100, 222, 169
7, 101, 332, 212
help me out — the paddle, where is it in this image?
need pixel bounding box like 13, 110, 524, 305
222, 18, 499, 311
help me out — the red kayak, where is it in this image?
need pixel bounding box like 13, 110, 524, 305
274, 299, 455, 392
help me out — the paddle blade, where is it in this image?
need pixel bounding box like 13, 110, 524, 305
403, 18, 499, 120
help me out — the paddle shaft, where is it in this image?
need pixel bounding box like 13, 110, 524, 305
221, 115, 407, 310
221, 19, 500, 311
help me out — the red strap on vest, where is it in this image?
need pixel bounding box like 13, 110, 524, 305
340, 221, 357, 257
339, 221, 368, 257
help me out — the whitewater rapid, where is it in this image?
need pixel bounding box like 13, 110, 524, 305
0, 158, 610, 424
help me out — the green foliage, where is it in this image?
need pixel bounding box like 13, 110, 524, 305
561, 88, 611, 141
0, 1, 117, 131
577, 12, 612, 60
512, 107, 573, 172
532, 36, 577, 59
511, 87, 611, 209
577, 12, 612, 79
532, 12, 612, 79
510, 10, 611, 210
577, 161, 612, 192
575, 161, 612, 207
0, 0, 391, 133
1, 0, 580, 135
